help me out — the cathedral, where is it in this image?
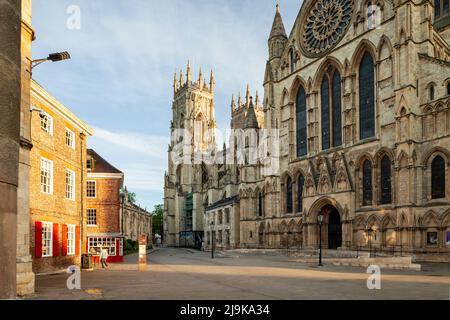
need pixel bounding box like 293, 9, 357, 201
164, 0, 450, 260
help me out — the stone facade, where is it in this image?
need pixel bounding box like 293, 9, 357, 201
0, 0, 22, 299
165, 1, 450, 259
17, 0, 35, 295
120, 188, 152, 243
30, 81, 93, 274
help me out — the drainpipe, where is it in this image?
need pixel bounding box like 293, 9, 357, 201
80, 133, 85, 260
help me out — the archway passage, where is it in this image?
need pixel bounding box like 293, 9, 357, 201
327, 207, 342, 250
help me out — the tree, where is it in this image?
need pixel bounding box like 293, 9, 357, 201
152, 204, 164, 236
127, 192, 137, 204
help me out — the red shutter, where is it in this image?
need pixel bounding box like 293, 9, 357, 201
35, 221, 42, 259
52, 223, 59, 257
75, 226, 80, 256
62, 224, 68, 256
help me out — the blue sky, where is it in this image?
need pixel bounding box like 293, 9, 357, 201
32, 0, 302, 211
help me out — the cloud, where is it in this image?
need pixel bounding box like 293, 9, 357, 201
92, 127, 168, 160
31, 0, 304, 209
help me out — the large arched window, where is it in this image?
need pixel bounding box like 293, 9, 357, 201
296, 86, 308, 157
362, 160, 373, 206
321, 66, 342, 150
258, 192, 264, 217
380, 155, 392, 204
286, 177, 293, 214
297, 175, 305, 213
435, 0, 449, 19
432, 155, 446, 199
359, 52, 375, 140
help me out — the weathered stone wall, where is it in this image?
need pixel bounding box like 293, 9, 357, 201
0, 0, 21, 299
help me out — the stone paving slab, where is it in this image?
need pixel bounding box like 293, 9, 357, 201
27, 248, 450, 300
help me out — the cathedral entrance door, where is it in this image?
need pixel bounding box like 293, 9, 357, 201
328, 208, 342, 250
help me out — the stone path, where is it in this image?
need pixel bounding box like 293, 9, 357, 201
28, 248, 450, 300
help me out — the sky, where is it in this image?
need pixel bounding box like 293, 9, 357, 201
32, 0, 303, 211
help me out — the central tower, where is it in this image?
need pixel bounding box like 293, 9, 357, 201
164, 62, 217, 247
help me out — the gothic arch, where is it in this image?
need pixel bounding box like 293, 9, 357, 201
420, 210, 440, 228
350, 39, 378, 73
289, 76, 308, 102
307, 196, 345, 221
312, 56, 344, 90
356, 152, 374, 168
421, 146, 450, 165
366, 214, 382, 229
281, 88, 290, 106
375, 147, 395, 163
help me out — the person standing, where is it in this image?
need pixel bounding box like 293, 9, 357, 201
100, 247, 109, 269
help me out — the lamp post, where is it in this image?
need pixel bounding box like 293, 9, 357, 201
31, 51, 71, 69
210, 221, 215, 259
368, 227, 373, 258
318, 213, 324, 267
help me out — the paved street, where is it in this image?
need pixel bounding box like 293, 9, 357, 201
29, 248, 450, 300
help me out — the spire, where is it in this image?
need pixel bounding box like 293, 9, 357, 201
238, 93, 242, 109
269, 3, 287, 40
173, 72, 178, 94
255, 90, 260, 106
198, 67, 203, 82
179, 69, 184, 86
246, 84, 250, 107
244, 97, 259, 129
210, 69, 215, 91
231, 94, 236, 113
186, 60, 191, 83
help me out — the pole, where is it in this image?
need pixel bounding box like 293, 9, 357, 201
319, 223, 323, 267
211, 230, 214, 259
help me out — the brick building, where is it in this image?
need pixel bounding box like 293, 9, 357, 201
30, 80, 94, 274
85, 149, 125, 263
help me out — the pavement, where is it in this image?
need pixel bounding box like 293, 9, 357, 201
27, 247, 450, 300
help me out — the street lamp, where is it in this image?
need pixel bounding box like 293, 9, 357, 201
31, 51, 71, 69
318, 213, 324, 267
368, 227, 374, 258
210, 221, 215, 259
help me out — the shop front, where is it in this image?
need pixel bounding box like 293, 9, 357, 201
86, 233, 124, 263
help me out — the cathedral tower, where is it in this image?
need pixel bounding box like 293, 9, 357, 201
164, 62, 216, 247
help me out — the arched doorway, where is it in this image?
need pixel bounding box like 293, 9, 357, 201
328, 208, 342, 249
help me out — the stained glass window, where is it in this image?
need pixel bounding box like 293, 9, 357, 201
332, 71, 342, 148
363, 160, 373, 206
297, 175, 305, 213
321, 77, 330, 150
432, 155, 446, 199
380, 155, 392, 204
359, 53, 375, 140
286, 177, 293, 214
296, 86, 308, 157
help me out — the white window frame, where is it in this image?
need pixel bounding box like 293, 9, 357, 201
40, 113, 53, 135
86, 180, 96, 198
67, 224, 76, 256
88, 237, 116, 256
87, 209, 97, 226
40, 157, 54, 195
65, 169, 76, 201
65, 128, 75, 149
42, 222, 53, 257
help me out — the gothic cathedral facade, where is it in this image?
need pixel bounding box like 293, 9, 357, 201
164, 0, 450, 260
